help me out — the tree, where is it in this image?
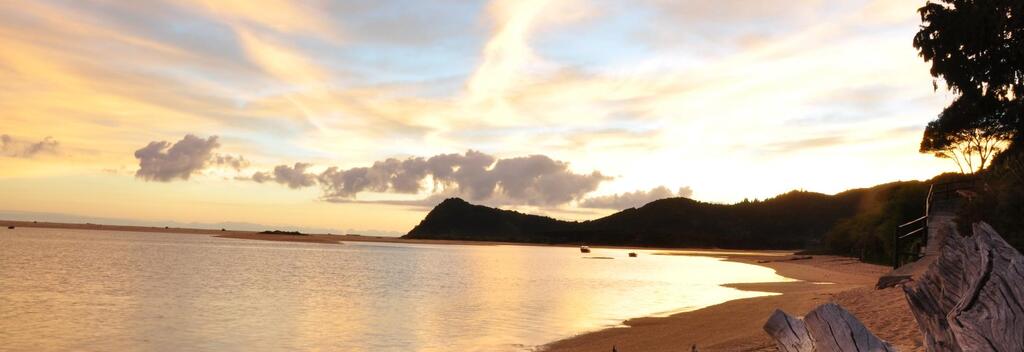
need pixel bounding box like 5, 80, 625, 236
920, 98, 1014, 173
913, 0, 1023, 166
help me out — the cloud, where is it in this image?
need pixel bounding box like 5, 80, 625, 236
487, 154, 609, 206
321, 192, 452, 209
0, 0, 950, 214
421, 150, 497, 198
580, 185, 693, 209
319, 151, 610, 206
252, 162, 317, 189
212, 154, 250, 171
760, 136, 848, 154
134, 134, 221, 182
186, 0, 338, 38
251, 150, 609, 207
0, 134, 59, 158
466, 0, 549, 105
751, 126, 924, 156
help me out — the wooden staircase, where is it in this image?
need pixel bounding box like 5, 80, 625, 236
877, 179, 977, 288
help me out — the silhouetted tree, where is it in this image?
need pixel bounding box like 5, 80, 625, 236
913, 0, 1023, 166
920, 99, 1013, 173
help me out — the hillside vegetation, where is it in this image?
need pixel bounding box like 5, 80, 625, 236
405, 177, 952, 263
405, 149, 1024, 266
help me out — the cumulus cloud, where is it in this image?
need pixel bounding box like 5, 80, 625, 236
488, 155, 609, 206
251, 150, 610, 207
134, 134, 221, 182
579, 186, 694, 210
1, 134, 59, 158
319, 151, 609, 206
133, 134, 252, 182
252, 162, 317, 189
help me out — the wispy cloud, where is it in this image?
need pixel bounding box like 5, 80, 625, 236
0, 134, 59, 158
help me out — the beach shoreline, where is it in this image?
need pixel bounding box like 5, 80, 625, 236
1, 220, 922, 351
541, 253, 923, 352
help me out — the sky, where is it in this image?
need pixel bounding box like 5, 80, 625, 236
0, 0, 955, 234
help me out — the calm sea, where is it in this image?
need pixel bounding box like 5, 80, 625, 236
0, 227, 791, 351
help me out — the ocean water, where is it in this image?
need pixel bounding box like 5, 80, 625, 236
0, 228, 791, 351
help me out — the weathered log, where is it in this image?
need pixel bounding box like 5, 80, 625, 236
763, 303, 895, 352
804, 303, 896, 352
901, 219, 964, 352
764, 221, 1023, 352
903, 222, 1024, 351
764, 309, 813, 352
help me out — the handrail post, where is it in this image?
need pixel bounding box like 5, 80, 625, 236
892, 228, 899, 268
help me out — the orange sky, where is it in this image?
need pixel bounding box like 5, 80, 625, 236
0, 0, 953, 234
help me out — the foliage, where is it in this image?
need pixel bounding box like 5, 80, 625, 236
956, 144, 1024, 249
914, 0, 1023, 169
920, 99, 1014, 173
823, 182, 929, 264
405, 172, 1019, 266
407, 185, 907, 251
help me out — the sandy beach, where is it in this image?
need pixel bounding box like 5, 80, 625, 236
2, 220, 923, 351
543, 254, 922, 352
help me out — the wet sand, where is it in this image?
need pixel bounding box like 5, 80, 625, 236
542, 254, 923, 352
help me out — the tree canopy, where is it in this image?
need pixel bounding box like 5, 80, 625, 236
914, 0, 1023, 169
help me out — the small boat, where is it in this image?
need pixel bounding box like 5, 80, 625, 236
580, 246, 591, 253
628, 252, 637, 257
7, 226, 14, 229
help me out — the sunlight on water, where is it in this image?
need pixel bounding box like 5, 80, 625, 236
0, 228, 793, 351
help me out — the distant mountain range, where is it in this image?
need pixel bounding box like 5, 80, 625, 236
403, 180, 932, 250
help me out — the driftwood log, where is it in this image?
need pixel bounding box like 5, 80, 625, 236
764, 309, 813, 352
763, 303, 896, 352
903, 222, 1024, 351
765, 221, 1024, 352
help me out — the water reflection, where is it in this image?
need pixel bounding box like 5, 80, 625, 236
0, 228, 792, 351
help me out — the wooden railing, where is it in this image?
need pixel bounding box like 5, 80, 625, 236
892, 190, 930, 269
891, 179, 977, 269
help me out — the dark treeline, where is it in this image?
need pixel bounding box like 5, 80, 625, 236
838, 146, 1024, 264
403, 166, 1019, 265
405, 191, 866, 250
405, 194, 864, 249
403, 179, 937, 259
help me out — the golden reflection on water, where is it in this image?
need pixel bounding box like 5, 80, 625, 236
0, 228, 793, 351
